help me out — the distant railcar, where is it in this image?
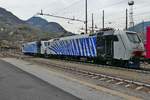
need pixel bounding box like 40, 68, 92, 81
22, 41, 41, 55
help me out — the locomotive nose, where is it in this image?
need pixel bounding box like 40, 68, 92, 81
132, 51, 145, 57
132, 43, 145, 57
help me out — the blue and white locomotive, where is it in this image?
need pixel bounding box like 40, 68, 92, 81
22, 29, 145, 68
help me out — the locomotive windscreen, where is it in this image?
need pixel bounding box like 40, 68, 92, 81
126, 32, 141, 43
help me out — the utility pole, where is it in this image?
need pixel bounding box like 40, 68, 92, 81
85, 0, 88, 34
142, 20, 145, 42
102, 10, 105, 29
142, 20, 145, 33
91, 13, 94, 33
126, 8, 128, 30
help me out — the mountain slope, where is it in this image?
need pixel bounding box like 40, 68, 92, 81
0, 7, 74, 44
26, 17, 69, 33
26, 17, 48, 27
0, 7, 23, 25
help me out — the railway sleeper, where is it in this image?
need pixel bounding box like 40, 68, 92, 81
116, 82, 124, 85
135, 86, 144, 90
106, 79, 114, 83
99, 78, 107, 81
91, 76, 99, 79
124, 80, 133, 83
125, 84, 131, 88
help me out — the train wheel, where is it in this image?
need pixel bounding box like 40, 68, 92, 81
44, 53, 48, 58
147, 59, 150, 64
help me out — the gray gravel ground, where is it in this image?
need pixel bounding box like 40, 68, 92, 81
0, 60, 81, 100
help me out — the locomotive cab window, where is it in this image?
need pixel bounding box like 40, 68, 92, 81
126, 32, 141, 43
102, 35, 118, 41
44, 42, 48, 46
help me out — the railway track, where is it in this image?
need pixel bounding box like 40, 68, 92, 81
1, 52, 150, 94
1, 50, 150, 74
45, 58, 150, 74
79, 61, 150, 74
33, 60, 150, 94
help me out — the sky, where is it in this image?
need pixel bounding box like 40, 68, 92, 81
0, 0, 150, 33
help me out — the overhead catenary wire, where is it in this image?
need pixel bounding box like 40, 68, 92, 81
38, 0, 150, 33
37, 10, 85, 23
53, 0, 82, 15
51, 0, 150, 22
51, 0, 127, 21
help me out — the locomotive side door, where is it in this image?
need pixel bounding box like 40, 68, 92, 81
96, 32, 106, 58
97, 32, 118, 59
104, 37, 113, 58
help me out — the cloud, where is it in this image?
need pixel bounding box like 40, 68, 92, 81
0, 0, 150, 33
